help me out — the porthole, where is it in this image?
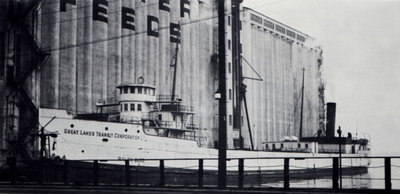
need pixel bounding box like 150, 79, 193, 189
102, 138, 108, 142
125, 128, 128, 132
81, 150, 84, 153
70, 124, 74, 128
105, 127, 108, 131
137, 130, 140, 133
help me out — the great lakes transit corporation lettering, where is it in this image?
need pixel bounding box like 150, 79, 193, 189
64, 128, 140, 140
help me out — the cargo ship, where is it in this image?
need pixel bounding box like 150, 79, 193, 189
38, 80, 371, 172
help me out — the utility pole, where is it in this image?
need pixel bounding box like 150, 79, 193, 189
217, 0, 227, 189
299, 68, 305, 141
170, 22, 181, 102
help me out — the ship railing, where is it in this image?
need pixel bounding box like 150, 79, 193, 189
266, 148, 313, 153
156, 121, 181, 128
149, 104, 195, 113
185, 123, 199, 130
159, 104, 194, 113
97, 97, 119, 105
13, 156, 399, 192
319, 149, 346, 154
141, 114, 158, 121
154, 121, 199, 130
156, 95, 180, 102
120, 115, 143, 125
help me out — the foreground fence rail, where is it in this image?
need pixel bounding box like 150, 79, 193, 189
1, 156, 400, 192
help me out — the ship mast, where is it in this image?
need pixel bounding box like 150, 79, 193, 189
170, 23, 181, 102
299, 68, 305, 141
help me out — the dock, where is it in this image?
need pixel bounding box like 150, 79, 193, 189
1, 156, 399, 193
0, 184, 397, 194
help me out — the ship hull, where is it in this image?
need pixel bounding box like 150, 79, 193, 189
40, 109, 371, 172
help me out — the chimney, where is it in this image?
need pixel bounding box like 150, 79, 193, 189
326, 102, 336, 137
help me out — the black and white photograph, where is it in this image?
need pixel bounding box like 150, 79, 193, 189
0, 0, 399, 193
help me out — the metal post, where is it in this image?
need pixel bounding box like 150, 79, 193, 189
160, 160, 165, 187
284, 158, 290, 189
125, 160, 130, 186
385, 157, 391, 191
332, 157, 339, 190
93, 160, 98, 186
39, 127, 45, 185
337, 127, 342, 189
198, 159, 203, 188
217, 0, 227, 189
63, 160, 68, 185
238, 158, 244, 188
39, 158, 44, 184
243, 94, 254, 150
7, 157, 16, 184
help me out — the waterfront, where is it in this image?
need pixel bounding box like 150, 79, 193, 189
265, 154, 400, 190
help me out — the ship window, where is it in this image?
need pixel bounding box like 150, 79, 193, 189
280, 143, 284, 149
228, 62, 231, 73
228, 15, 231, 26
130, 87, 135, 93
229, 89, 232, 100
121, 104, 123, 112
158, 114, 162, 120
137, 104, 142, 111
130, 103, 135, 111
70, 124, 74, 128
120, 89, 122, 94
138, 87, 142, 94
241, 116, 243, 126
305, 144, 309, 148
233, 139, 240, 148
173, 115, 176, 121
266, 144, 269, 149
124, 103, 128, 111
229, 115, 232, 125
144, 88, 147, 94
228, 39, 231, 50
298, 143, 301, 148
124, 87, 128, 94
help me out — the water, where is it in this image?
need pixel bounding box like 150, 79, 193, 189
280, 154, 400, 190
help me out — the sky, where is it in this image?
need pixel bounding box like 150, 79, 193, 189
243, 0, 400, 154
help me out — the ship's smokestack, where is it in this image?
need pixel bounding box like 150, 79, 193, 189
326, 102, 336, 137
